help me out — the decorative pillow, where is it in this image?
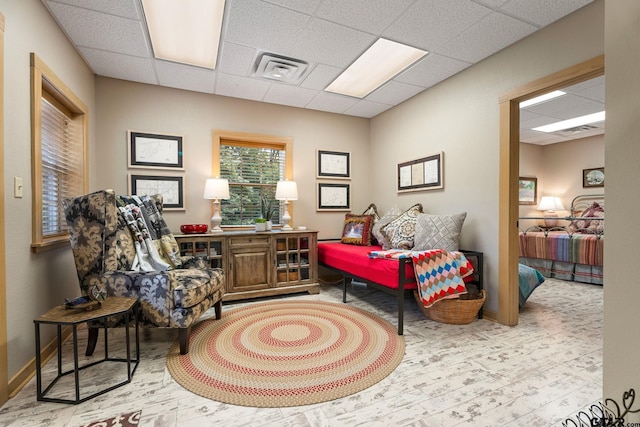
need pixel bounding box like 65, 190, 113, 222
413, 212, 467, 251
362, 203, 380, 244
372, 205, 402, 250
380, 203, 423, 249
413, 249, 472, 308
568, 202, 604, 234
341, 214, 375, 246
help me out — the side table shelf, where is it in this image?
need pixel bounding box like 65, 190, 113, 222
34, 296, 140, 404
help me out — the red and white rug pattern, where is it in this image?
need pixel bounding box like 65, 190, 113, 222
166, 300, 405, 407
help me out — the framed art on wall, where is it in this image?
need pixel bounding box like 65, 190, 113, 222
317, 150, 350, 179
397, 152, 443, 192
128, 131, 184, 170
317, 183, 350, 211
129, 174, 184, 210
583, 167, 604, 188
518, 177, 537, 205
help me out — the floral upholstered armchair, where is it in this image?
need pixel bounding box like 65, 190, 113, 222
63, 189, 224, 355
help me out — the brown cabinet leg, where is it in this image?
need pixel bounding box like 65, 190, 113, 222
214, 300, 222, 320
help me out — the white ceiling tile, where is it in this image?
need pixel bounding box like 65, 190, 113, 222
300, 64, 342, 90
437, 12, 537, 63
156, 61, 216, 93
214, 73, 272, 101
500, 0, 593, 27
263, 84, 318, 108
79, 47, 157, 85
295, 18, 376, 68
261, 0, 323, 14
47, 2, 149, 57
525, 95, 603, 119
44, 0, 141, 19
343, 100, 393, 118
470, 0, 510, 9
305, 92, 359, 115
366, 81, 425, 105
395, 53, 471, 89
314, 0, 413, 34
224, 0, 310, 58
217, 42, 257, 76
383, 0, 492, 51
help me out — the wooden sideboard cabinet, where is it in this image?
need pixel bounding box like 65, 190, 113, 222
174, 230, 319, 301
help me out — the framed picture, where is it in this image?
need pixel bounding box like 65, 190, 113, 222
128, 131, 184, 170
583, 167, 605, 188
128, 174, 184, 210
397, 152, 443, 193
317, 183, 350, 211
518, 177, 537, 205
317, 150, 350, 179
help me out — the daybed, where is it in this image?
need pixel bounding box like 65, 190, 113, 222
519, 194, 604, 285
317, 203, 483, 335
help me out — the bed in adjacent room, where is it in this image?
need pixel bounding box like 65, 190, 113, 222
519, 194, 604, 285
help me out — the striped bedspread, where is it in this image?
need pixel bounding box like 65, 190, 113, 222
518, 231, 603, 266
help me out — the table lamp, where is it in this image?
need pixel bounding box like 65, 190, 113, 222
537, 196, 565, 227
275, 180, 298, 231
203, 178, 230, 233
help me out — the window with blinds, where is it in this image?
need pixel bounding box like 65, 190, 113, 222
219, 143, 285, 226
31, 53, 88, 251
40, 98, 83, 236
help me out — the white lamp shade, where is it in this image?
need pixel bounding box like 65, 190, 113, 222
203, 178, 230, 200
537, 196, 565, 211
275, 180, 298, 200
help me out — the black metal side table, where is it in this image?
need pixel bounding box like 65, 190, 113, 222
34, 296, 140, 404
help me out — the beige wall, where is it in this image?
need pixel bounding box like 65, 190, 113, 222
604, 0, 640, 414
370, 1, 604, 314
519, 135, 604, 229
1, 0, 95, 378
94, 78, 370, 240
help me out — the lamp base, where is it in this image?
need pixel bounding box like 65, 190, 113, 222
543, 211, 558, 227
211, 199, 223, 233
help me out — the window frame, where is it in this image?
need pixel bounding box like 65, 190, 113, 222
212, 130, 293, 230
30, 53, 88, 252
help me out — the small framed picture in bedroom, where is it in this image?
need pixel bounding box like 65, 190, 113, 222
317, 150, 350, 179
317, 183, 350, 211
518, 177, 537, 205
583, 167, 604, 188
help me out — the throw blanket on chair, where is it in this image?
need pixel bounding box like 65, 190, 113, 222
369, 249, 474, 308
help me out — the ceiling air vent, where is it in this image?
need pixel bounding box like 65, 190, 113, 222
556, 124, 600, 136
253, 53, 309, 84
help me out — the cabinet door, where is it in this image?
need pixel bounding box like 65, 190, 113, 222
228, 237, 271, 292
175, 237, 224, 269
274, 233, 314, 286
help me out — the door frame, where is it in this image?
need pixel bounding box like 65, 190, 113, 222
0, 11, 7, 406
497, 55, 605, 325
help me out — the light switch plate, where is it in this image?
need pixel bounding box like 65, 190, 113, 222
14, 177, 23, 198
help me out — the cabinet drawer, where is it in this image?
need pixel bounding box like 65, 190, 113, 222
229, 236, 270, 248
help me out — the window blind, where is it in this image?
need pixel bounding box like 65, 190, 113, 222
219, 144, 285, 225
40, 98, 82, 236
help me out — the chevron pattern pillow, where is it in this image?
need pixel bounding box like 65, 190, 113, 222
413, 212, 467, 251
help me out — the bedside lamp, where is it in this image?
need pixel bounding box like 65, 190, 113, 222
275, 180, 298, 231
537, 196, 565, 227
203, 178, 230, 233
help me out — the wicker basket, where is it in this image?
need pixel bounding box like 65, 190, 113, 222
413, 290, 485, 325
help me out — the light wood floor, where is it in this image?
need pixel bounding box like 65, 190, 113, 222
0, 277, 602, 426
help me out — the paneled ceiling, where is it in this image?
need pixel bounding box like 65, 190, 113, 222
41, 0, 601, 144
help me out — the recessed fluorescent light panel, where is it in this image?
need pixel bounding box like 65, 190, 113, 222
533, 111, 605, 133
325, 38, 427, 98
142, 0, 225, 69
519, 90, 566, 108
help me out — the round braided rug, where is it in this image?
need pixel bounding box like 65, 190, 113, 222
166, 300, 405, 407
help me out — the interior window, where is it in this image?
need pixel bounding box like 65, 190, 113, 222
30, 53, 88, 251
213, 131, 293, 229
